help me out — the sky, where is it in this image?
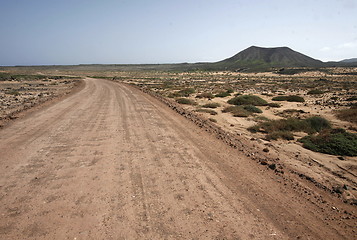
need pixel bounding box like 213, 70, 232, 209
0, 0, 356, 65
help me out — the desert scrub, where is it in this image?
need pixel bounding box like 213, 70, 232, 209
195, 108, 217, 115
227, 95, 268, 106
299, 128, 357, 156
307, 89, 324, 95
5, 90, 21, 96
268, 102, 280, 108
196, 92, 215, 99
242, 105, 262, 113
335, 107, 357, 124
248, 116, 331, 136
272, 95, 305, 102
176, 98, 196, 105
201, 102, 220, 108
222, 106, 251, 117
266, 131, 294, 141
169, 88, 195, 98
215, 91, 231, 98
209, 118, 217, 123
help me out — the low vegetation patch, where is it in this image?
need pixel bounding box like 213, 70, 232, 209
215, 91, 231, 98
176, 98, 196, 105
272, 95, 305, 102
222, 105, 262, 117
248, 116, 331, 138
299, 129, 357, 156
268, 102, 280, 108
227, 95, 268, 106
169, 88, 195, 98
201, 102, 220, 108
242, 105, 262, 113
196, 92, 215, 99
209, 118, 217, 123
307, 89, 324, 95
266, 131, 295, 141
335, 107, 357, 124
195, 108, 217, 115
346, 96, 357, 101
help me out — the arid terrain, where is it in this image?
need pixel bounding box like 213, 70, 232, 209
0, 67, 356, 239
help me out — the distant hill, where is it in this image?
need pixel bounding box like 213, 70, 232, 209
207, 46, 324, 70
340, 58, 357, 63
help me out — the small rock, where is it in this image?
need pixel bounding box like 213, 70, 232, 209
263, 148, 269, 152
268, 164, 276, 170
338, 156, 345, 160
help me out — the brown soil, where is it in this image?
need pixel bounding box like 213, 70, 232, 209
0, 78, 355, 239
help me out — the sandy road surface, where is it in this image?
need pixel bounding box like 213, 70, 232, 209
0, 78, 353, 239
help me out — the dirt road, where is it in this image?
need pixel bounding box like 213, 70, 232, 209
0, 78, 354, 239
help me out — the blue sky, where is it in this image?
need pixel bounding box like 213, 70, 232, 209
0, 0, 356, 65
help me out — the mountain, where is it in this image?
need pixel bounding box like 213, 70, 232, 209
340, 58, 357, 63
209, 46, 324, 70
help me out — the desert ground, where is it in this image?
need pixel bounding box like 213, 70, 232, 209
0, 67, 356, 239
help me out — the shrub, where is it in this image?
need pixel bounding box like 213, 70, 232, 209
178, 88, 195, 97
335, 107, 357, 124
305, 116, 331, 133
242, 105, 262, 113
196, 92, 215, 99
169, 88, 196, 98
215, 92, 231, 98
299, 129, 357, 156
227, 95, 268, 106
266, 131, 294, 141
222, 106, 251, 117
5, 90, 20, 96
307, 89, 324, 95
195, 108, 217, 115
226, 88, 234, 93
209, 118, 217, 123
346, 96, 357, 101
268, 102, 280, 108
176, 98, 196, 105
201, 102, 220, 108
248, 116, 330, 134
272, 95, 305, 102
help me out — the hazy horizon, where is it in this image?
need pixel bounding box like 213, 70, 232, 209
1, 0, 356, 66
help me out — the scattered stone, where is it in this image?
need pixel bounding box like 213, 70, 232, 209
268, 163, 276, 170
263, 148, 269, 152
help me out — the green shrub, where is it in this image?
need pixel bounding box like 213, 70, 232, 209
195, 108, 217, 115
266, 131, 294, 141
299, 129, 357, 156
196, 92, 215, 99
242, 105, 262, 113
209, 118, 217, 123
226, 88, 234, 93
176, 98, 196, 105
272, 95, 305, 102
305, 116, 331, 133
215, 92, 231, 98
248, 116, 330, 134
307, 89, 324, 95
222, 106, 251, 117
169, 88, 196, 98
5, 90, 20, 96
178, 88, 195, 97
346, 96, 357, 101
335, 107, 357, 124
201, 102, 220, 108
268, 102, 281, 108
227, 95, 268, 106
